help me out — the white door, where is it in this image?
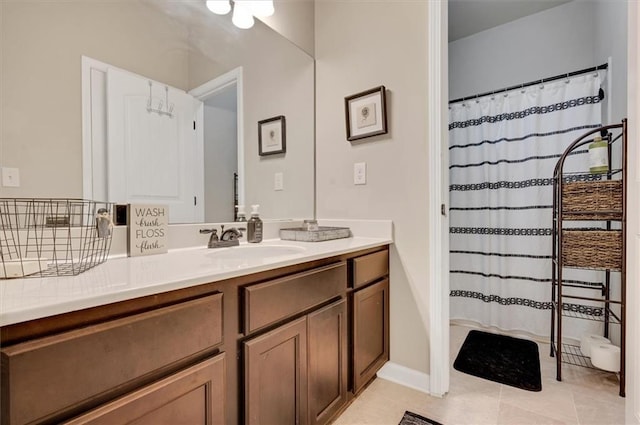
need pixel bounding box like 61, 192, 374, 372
106, 68, 203, 223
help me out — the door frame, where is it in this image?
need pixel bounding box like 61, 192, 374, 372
427, 0, 449, 397
626, 2, 639, 422
81, 56, 109, 201
189, 67, 245, 209
430, 1, 640, 414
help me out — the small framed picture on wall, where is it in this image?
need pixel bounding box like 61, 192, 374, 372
258, 115, 286, 156
344, 85, 388, 141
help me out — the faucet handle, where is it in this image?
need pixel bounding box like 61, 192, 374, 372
199, 228, 219, 241
199, 228, 217, 235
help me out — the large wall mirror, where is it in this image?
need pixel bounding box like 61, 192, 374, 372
0, 0, 315, 223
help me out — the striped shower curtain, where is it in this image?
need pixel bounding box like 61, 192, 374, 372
449, 72, 606, 338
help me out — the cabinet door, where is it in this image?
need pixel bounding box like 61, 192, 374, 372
308, 299, 348, 425
64, 353, 226, 425
244, 317, 308, 425
353, 278, 390, 393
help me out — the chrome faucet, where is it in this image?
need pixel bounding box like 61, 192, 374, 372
200, 225, 245, 248
221, 226, 245, 242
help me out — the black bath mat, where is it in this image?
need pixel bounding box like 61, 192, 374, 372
399, 411, 443, 425
453, 330, 542, 391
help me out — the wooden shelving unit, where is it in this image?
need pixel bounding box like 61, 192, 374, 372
550, 119, 627, 397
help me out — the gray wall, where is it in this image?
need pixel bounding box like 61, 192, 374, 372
204, 92, 237, 223
449, 0, 627, 124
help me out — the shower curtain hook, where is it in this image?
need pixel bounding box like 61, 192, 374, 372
539, 80, 544, 90
565, 73, 570, 83
520, 83, 526, 94
503, 88, 508, 98
475, 94, 479, 104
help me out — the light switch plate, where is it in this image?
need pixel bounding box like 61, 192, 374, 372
274, 172, 284, 191
2, 167, 20, 187
354, 162, 366, 185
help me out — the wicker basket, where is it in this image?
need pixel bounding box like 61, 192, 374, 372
561, 229, 622, 270
562, 180, 622, 221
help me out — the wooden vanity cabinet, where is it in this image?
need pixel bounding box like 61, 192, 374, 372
0, 245, 390, 425
350, 250, 390, 394
243, 262, 348, 425
1, 293, 224, 425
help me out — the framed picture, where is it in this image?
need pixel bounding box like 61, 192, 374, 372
258, 115, 286, 156
344, 85, 387, 141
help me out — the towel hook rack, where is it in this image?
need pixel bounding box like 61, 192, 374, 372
146, 81, 174, 118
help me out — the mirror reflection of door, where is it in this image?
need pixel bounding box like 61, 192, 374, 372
203, 84, 238, 223
83, 57, 205, 224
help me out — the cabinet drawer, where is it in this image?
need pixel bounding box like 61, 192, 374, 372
1, 293, 223, 425
352, 249, 389, 288
63, 353, 226, 425
244, 262, 346, 334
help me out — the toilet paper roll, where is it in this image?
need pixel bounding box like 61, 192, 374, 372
590, 344, 620, 372
580, 334, 611, 357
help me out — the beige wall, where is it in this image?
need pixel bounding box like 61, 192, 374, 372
0, 1, 190, 198
260, 0, 315, 57
189, 13, 315, 220
315, 0, 430, 374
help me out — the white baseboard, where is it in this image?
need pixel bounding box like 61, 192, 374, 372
376, 362, 431, 395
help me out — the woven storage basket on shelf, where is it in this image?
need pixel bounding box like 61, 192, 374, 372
562, 180, 623, 220
561, 229, 622, 270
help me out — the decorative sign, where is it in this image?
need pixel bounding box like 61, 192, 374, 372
127, 204, 168, 257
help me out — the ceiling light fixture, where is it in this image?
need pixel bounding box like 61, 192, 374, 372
231, 1, 254, 29
206, 0, 274, 29
206, 0, 231, 15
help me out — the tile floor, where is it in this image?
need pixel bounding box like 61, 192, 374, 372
333, 324, 626, 425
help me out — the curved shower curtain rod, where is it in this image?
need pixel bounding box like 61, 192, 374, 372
449, 63, 608, 105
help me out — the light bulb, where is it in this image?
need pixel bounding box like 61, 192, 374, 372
246, 0, 274, 18
232, 1, 254, 29
206, 0, 231, 15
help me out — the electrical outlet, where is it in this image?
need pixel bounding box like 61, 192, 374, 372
2, 167, 20, 187
274, 172, 284, 191
354, 162, 366, 185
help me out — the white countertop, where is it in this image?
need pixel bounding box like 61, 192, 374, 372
0, 237, 391, 327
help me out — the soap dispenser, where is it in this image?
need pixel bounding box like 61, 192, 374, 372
247, 204, 263, 243
236, 205, 247, 222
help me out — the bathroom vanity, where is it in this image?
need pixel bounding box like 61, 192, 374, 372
0, 239, 390, 425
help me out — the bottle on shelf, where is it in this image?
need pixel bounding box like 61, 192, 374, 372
588, 135, 609, 174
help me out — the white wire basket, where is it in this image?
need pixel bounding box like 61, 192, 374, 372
0, 198, 114, 279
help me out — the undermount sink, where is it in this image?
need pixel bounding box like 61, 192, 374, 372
207, 244, 307, 260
